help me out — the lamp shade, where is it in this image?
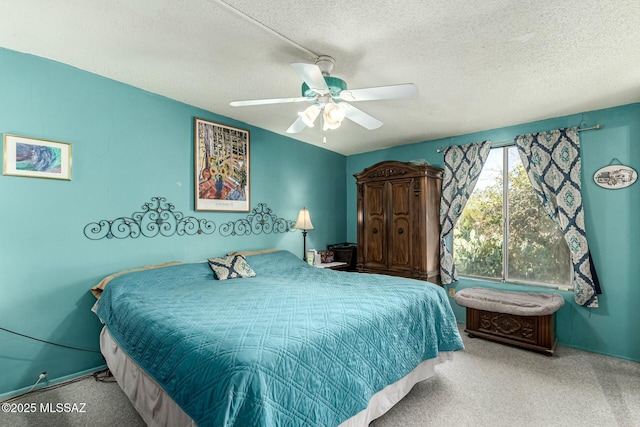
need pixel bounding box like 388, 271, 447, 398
323, 102, 345, 130
298, 105, 320, 127
294, 208, 314, 230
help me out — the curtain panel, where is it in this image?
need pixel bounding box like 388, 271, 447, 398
439, 141, 492, 284
515, 127, 600, 308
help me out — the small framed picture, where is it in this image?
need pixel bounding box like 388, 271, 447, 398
3, 134, 72, 180
593, 164, 637, 189
194, 118, 250, 212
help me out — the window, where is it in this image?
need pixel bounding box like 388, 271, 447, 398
453, 146, 571, 287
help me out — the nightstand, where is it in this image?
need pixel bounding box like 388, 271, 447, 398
327, 243, 357, 271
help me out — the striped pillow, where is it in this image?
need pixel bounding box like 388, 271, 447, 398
208, 255, 256, 280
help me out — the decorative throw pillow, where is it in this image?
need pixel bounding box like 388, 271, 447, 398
208, 255, 256, 280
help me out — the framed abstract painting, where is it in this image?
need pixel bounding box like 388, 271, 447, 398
3, 134, 72, 180
194, 118, 250, 212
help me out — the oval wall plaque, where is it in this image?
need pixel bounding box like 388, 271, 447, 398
593, 164, 637, 189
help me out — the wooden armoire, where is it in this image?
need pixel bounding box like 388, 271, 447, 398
354, 160, 443, 284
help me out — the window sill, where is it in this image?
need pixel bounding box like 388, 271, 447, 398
457, 275, 573, 292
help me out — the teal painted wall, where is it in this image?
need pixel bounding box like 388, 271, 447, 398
0, 48, 346, 397
346, 103, 640, 362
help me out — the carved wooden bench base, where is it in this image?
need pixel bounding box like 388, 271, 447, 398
465, 308, 557, 356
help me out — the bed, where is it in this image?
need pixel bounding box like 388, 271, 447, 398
94, 250, 464, 426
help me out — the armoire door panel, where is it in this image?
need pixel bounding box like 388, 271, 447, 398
390, 217, 411, 270
364, 217, 385, 267
388, 180, 412, 271
363, 183, 386, 268
390, 180, 411, 216
363, 183, 384, 216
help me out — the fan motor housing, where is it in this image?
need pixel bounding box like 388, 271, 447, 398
302, 76, 347, 98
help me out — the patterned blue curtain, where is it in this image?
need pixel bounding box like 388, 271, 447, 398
440, 141, 492, 284
515, 127, 601, 308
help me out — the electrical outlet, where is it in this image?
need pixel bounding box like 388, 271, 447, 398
448, 288, 456, 297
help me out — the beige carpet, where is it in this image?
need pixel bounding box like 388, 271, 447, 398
373, 325, 640, 427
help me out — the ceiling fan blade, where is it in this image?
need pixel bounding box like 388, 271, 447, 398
341, 103, 383, 130
230, 97, 308, 107
339, 83, 418, 102
286, 116, 307, 134
291, 63, 329, 94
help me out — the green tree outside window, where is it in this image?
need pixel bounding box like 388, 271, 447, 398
453, 147, 571, 286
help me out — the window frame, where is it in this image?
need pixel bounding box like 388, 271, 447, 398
454, 144, 573, 290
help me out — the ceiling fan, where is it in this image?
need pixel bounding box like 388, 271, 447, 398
229, 55, 418, 134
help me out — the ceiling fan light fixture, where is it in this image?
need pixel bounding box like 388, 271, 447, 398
298, 104, 320, 127
323, 119, 342, 131
232, 58, 416, 135
322, 102, 345, 130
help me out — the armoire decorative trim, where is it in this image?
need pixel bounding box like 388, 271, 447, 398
367, 168, 408, 179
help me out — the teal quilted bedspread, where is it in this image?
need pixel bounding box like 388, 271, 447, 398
97, 250, 463, 426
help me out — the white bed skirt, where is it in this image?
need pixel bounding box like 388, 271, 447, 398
100, 326, 453, 427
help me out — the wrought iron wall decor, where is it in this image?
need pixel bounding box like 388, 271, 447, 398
83, 197, 215, 240
83, 198, 294, 240
219, 203, 295, 237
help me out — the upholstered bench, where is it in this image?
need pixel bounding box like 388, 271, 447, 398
454, 287, 564, 356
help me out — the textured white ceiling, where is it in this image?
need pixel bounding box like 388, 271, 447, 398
1, 0, 639, 155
